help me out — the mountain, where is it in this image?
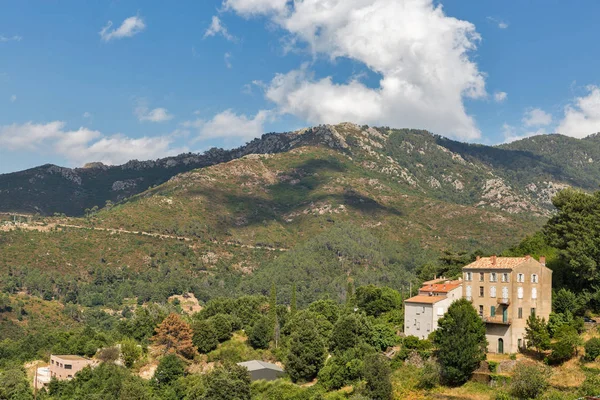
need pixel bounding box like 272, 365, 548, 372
2, 123, 599, 304
2, 124, 599, 217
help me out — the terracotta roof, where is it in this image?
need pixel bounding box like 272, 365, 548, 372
405, 295, 445, 304
462, 257, 529, 270
419, 280, 462, 293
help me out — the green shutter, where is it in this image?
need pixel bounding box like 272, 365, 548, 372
491, 306, 495, 316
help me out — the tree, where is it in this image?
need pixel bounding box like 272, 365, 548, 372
269, 281, 277, 323
201, 363, 251, 400
548, 325, 582, 364
433, 299, 487, 385
97, 346, 120, 363
308, 299, 340, 325
0, 367, 34, 400
191, 319, 219, 354
330, 312, 372, 353
553, 288, 579, 315
153, 313, 196, 358
509, 362, 550, 399
285, 318, 327, 383
346, 280, 354, 306
355, 285, 401, 317
248, 316, 273, 350
585, 337, 600, 362
525, 314, 551, 355
209, 314, 233, 342
290, 283, 297, 315
362, 354, 392, 400
545, 189, 600, 285
153, 354, 185, 387
121, 338, 142, 368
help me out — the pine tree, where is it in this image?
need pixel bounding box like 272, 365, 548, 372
152, 313, 196, 359
346, 280, 354, 307
434, 299, 487, 385
525, 314, 551, 356
269, 281, 277, 320
290, 283, 297, 315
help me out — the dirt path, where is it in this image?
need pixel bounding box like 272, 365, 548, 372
0, 222, 289, 252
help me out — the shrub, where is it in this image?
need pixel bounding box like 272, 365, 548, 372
580, 373, 600, 397
488, 361, 499, 373
97, 346, 120, 363
153, 354, 185, 387
192, 319, 219, 354
362, 354, 392, 400
509, 362, 550, 399
209, 313, 234, 342
248, 316, 273, 350
416, 360, 441, 389
121, 338, 142, 368
584, 337, 600, 362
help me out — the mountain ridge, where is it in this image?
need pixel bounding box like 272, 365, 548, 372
1, 122, 599, 216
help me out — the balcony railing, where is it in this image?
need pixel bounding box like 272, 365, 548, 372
497, 298, 510, 305
483, 316, 511, 325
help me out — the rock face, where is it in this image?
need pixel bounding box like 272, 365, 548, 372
0, 122, 598, 216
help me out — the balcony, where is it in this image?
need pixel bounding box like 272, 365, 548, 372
484, 316, 511, 325
497, 298, 510, 305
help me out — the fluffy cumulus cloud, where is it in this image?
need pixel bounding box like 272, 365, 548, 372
522, 108, 552, 127
0, 121, 184, 166
556, 86, 600, 138
223, 0, 487, 140
100, 16, 146, 41
135, 106, 174, 123
204, 16, 237, 41
494, 91, 507, 103
182, 109, 271, 141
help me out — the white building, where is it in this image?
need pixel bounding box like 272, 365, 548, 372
404, 278, 463, 339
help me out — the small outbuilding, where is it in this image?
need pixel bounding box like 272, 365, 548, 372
237, 360, 284, 381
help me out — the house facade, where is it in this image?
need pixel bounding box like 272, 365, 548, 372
49, 355, 94, 380
404, 278, 463, 339
462, 255, 552, 354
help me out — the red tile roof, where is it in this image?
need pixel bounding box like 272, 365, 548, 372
419, 280, 462, 294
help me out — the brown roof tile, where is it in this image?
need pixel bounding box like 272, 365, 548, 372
419, 280, 462, 293
462, 257, 529, 270
405, 295, 445, 304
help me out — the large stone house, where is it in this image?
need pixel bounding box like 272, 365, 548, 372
462, 255, 552, 354
404, 278, 463, 339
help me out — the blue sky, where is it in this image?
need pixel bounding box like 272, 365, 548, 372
1, 0, 600, 173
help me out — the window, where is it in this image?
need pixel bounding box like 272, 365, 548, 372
517, 273, 524, 283
518, 338, 522, 348
427, 323, 431, 332
437, 307, 444, 316
479, 286, 484, 297
491, 306, 496, 316
414, 319, 416, 326
466, 286, 472, 299
490, 272, 497, 282
490, 286, 497, 298
502, 286, 509, 299
466, 272, 472, 281
51, 360, 54, 365
502, 273, 509, 282
518, 287, 523, 299
65, 364, 72, 370
422, 306, 425, 313
479, 272, 484, 282
531, 308, 536, 316
479, 305, 484, 316
532, 288, 537, 299
518, 307, 523, 319
531, 274, 538, 283
417, 322, 420, 330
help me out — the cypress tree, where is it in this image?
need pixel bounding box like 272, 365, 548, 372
291, 283, 297, 315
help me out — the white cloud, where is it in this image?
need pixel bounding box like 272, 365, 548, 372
556, 86, 600, 138
486, 17, 508, 29
494, 91, 507, 103
83, 112, 92, 118
100, 16, 146, 42
522, 108, 553, 127
0, 35, 22, 42
10, 94, 16, 102
183, 109, 271, 141
0, 121, 185, 166
204, 16, 237, 41
225, 0, 487, 140
135, 105, 174, 123
224, 52, 233, 69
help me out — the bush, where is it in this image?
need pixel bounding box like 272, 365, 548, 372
248, 316, 273, 350
153, 354, 185, 387
510, 362, 550, 399
585, 337, 600, 362
209, 313, 234, 342
362, 354, 392, 400
416, 360, 441, 389
192, 319, 219, 354
580, 373, 600, 397
121, 338, 142, 368
97, 346, 120, 363
488, 361, 499, 373
547, 325, 581, 365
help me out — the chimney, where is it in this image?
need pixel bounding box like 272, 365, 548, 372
525, 254, 531, 260
491, 255, 497, 265
476, 255, 480, 261
539, 256, 546, 266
